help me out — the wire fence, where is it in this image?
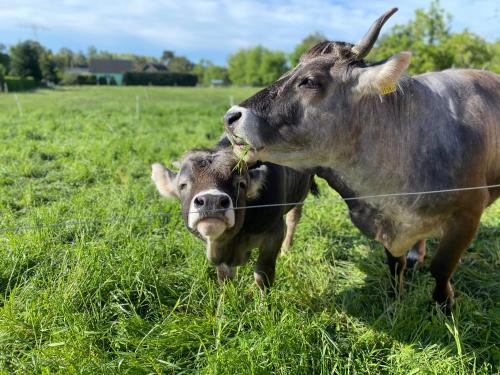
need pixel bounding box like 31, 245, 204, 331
1, 183, 499, 235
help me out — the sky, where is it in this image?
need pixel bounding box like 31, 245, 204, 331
0, 0, 499, 66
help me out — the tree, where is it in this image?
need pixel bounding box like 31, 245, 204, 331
87, 46, 98, 61
9, 40, 43, 81
228, 49, 248, 85
205, 65, 229, 85
193, 60, 230, 85
0, 64, 6, 89
260, 51, 287, 85
55, 47, 74, 70
289, 32, 327, 67
73, 51, 87, 66
228, 46, 288, 86
39, 50, 58, 82
490, 40, 500, 73
0, 45, 9, 73
367, 0, 491, 74
168, 56, 194, 73
443, 31, 492, 69
161, 50, 175, 65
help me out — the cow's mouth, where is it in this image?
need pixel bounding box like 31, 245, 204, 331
196, 217, 228, 239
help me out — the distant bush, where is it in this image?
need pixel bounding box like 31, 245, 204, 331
3, 76, 38, 91
109, 76, 117, 86
98, 76, 107, 85
123, 72, 197, 86
62, 72, 97, 85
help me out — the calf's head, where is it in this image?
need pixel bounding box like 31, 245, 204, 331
152, 149, 267, 261
224, 8, 411, 168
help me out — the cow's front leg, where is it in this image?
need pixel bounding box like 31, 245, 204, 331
254, 225, 284, 293
385, 249, 407, 297
216, 264, 236, 284
430, 209, 481, 313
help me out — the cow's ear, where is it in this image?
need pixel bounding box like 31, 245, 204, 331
355, 52, 411, 96
247, 165, 268, 199
151, 163, 179, 199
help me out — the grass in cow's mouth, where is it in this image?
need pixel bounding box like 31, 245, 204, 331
233, 143, 251, 175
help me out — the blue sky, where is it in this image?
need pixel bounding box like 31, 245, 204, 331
0, 0, 498, 65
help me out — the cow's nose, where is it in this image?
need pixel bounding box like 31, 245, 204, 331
194, 196, 206, 208
224, 111, 242, 127
194, 194, 231, 212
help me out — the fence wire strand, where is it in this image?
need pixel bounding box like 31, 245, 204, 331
1, 183, 500, 234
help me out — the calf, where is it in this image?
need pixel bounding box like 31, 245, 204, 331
151, 147, 317, 291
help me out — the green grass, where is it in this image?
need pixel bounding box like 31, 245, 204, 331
0, 86, 498, 374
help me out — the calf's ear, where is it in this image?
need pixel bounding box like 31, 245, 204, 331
151, 163, 179, 199
355, 52, 411, 96
247, 165, 268, 199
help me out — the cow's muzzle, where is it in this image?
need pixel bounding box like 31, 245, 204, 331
188, 189, 235, 239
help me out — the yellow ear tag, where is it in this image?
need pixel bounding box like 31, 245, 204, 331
379, 84, 396, 96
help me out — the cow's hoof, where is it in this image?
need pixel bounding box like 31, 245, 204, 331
432, 284, 454, 315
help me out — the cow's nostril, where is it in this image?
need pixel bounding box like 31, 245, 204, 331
220, 196, 230, 209
224, 111, 242, 127
194, 196, 205, 208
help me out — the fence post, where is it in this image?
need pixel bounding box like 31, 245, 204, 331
136, 95, 140, 119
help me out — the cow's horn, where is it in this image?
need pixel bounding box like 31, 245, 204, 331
352, 7, 398, 60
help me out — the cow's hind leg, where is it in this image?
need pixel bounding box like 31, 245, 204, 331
281, 205, 303, 254
385, 249, 407, 297
406, 239, 426, 270
430, 210, 481, 313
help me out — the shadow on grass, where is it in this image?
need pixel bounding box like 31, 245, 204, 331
302, 223, 499, 369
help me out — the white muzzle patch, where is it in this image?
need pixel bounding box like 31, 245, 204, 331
188, 189, 235, 239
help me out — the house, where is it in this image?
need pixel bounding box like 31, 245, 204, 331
142, 63, 168, 73
89, 59, 134, 85
66, 65, 89, 74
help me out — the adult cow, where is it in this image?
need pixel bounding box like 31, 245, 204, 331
223, 8, 500, 310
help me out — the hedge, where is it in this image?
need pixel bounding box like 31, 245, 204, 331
62, 73, 97, 85
2, 76, 38, 92
123, 72, 198, 86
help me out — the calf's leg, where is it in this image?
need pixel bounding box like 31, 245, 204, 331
406, 239, 426, 270
281, 205, 303, 254
255, 223, 285, 293
216, 264, 236, 284
385, 249, 407, 296
430, 211, 481, 312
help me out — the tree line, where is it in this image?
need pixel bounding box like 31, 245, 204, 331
1, 1, 499, 88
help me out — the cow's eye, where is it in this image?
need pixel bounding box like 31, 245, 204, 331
178, 183, 187, 191
238, 181, 247, 190
298, 77, 321, 89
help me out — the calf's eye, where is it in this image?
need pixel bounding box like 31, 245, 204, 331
179, 183, 187, 191
238, 181, 247, 190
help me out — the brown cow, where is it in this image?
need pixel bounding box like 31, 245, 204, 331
222, 8, 500, 311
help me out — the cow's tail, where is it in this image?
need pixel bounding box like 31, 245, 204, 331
309, 176, 320, 197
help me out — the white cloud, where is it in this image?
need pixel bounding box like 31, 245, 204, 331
0, 0, 498, 64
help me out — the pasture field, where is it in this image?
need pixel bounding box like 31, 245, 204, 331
0, 87, 498, 374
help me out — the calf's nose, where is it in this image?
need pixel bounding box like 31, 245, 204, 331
194, 193, 231, 212
224, 111, 242, 128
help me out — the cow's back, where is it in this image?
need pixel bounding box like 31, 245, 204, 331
415, 69, 500, 185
